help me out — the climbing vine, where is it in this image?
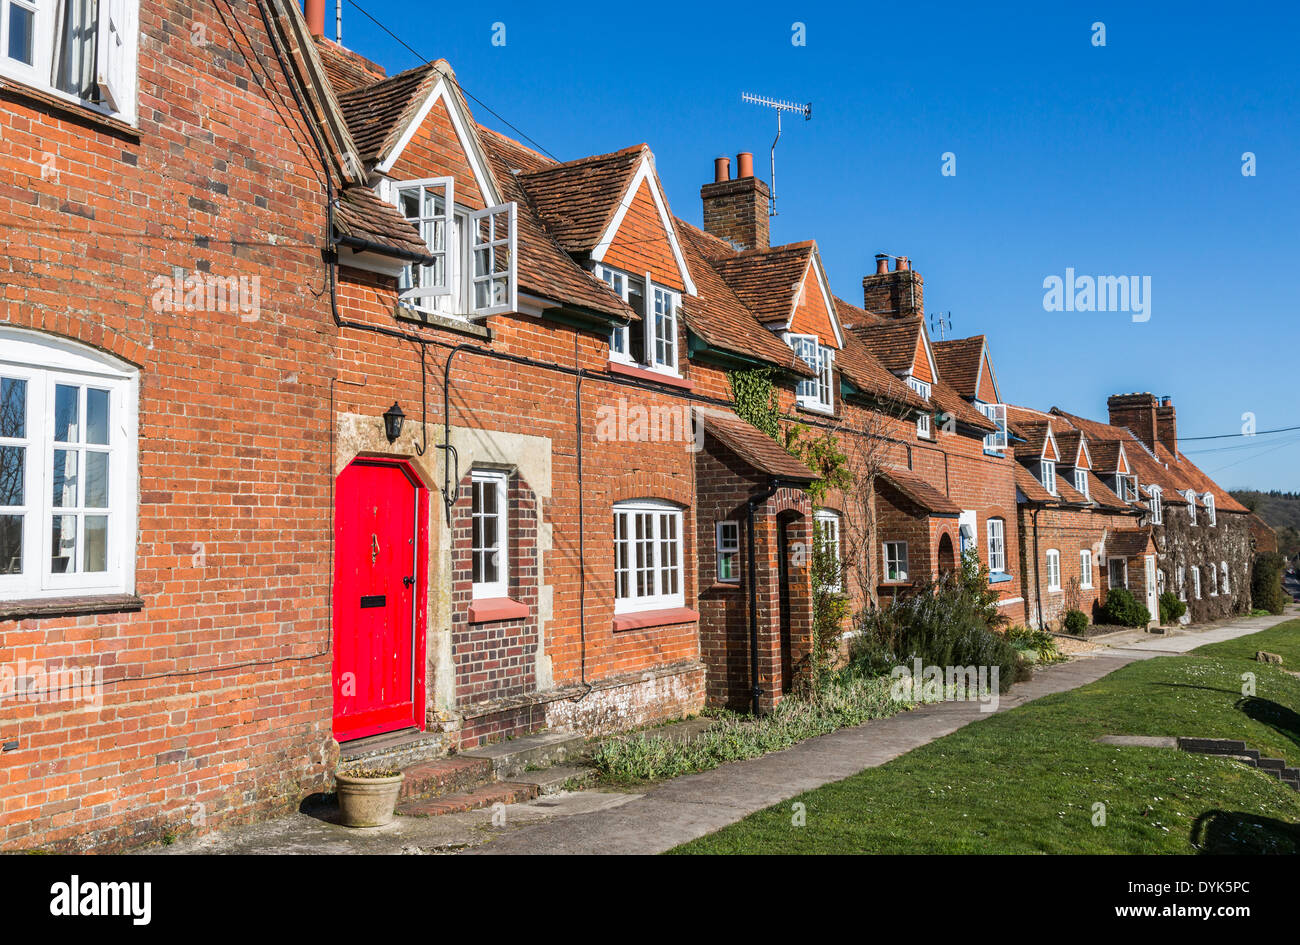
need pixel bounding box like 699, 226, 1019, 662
728, 368, 781, 439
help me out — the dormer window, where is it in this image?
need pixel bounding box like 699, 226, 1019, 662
0, 0, 139, 123
596, 265, 679, 375
396, 177, 517, 321
1074, 468, 1090, 499
1184, 490, 1197, 525
977, 402, 1008, 451
1148, 485, 1162, 524
787, 334, 834, 414
907, 377, 931, 437
1040, 459, 1057, 495
1203, 492, 1216, 526
1116, 474, 1137, 502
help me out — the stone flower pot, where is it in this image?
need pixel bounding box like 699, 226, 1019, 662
335, 768, 404, 827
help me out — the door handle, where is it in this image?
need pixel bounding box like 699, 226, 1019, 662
403, 575, 415, 588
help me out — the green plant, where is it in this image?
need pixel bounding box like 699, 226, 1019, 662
848, 569, 1019, 692
1062, 609, 1089, 635
807, 522, 850, 691
727, 368, 781, 439
1158, 590, 1187, 625
1251, 552, 1288, 616
780, 423, 851, 503
1007, 624, 1067, 664
1098, 587, 1151, 627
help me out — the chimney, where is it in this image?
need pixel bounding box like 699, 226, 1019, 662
305, 0, 326, 38
1107, 392, 1159, 451
700, 151, 770, 252
862, 254, 924, 318
1156, 395, 1178, 456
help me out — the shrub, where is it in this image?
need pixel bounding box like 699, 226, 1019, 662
1251, 552, 1288, 616
1098, 587, 1150, 627
1006, 624, 1067, 664
849, 570, 1019, 693
1062, 609, 1089, 635
1158, 591, 1187, 626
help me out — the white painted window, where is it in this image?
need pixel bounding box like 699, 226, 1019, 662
1207, 561, 1218, 596
1109, 557, 1128, 590
977, 402, 1008, 451
1148, 485, 1162, 524
814, 509, 841, 592
883, 541, 908, 582
907, 377, 931, 438
1191, 566, 1201, 600
986, 517, 1006, 573
715, 520, 739, 584
470, 470, 508, 599
1184, 490, 1197, 524
398, 177, 517, 320
1079, 549, 1093, 588
1157, 568, 1166, 596
1116, 475, 1137, 502
596, 265, 679, 375
0, 328, 138, 600
1040, 459, 1057, 495
1203, 493, 1216, 526
1045, 549, 1061, 591
614, 500, 683, 613
1220, 561, 1229, 595
1074, 468, 1090, 499
1177, 565, 1186, 601
787, 334, 834, 414
0, 0, 138, 123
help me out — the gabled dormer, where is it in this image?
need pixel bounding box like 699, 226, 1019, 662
933, 335, 1008, 452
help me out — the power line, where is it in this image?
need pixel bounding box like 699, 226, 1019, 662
343, 0, 560, 162
1179, 424, 1300, 442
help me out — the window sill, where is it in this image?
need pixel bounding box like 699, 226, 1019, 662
607, 361, 693, 390
988, 571, 1013, 584
0, 78, 138, 139
395, 306, 493, 339
468, 597, 530, 623
706, 581, 741, 592
612, 606, 699, 632
0, 593, 144, 622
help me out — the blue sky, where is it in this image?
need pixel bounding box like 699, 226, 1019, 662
336, 0, 1299, 490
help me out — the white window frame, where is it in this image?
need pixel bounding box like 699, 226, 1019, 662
1156, 568, 1166, 597
470, 470, 509, 600
907, 377, 931, 438
1116, 474, 1137, 502
1108, 556, 1128, 590
715, 519, 739, 584
1220, 561, 1229, 595
883, 540, 908, 583
1207, 561, 1218, 597
1184, 490, 1197, 524
1040, 459, 1057, 495
597, 266, 633, 363
1045, 549, 1061, 591
1203, 493, 1216, 526
0, 0, 138, 124
1191, 566, 1201, 599
613, 499, 684, 613
814, 509, 842, 592
1079, 549, 1093, 588
1176, 565, 1186, 601
1074, 467, 1090, 499
469, 201, 518, 317
786, 333, 834, 414
397, 177, 455, 307
986, 517, 1006, 573
0, 328, 138, 600
977, 402, 1008, 451
1148, 484, 1162, 524
596, 265, 679, 375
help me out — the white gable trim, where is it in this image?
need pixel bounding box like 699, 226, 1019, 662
975, 340, 1002, 404
916, 325, 940, 386
377, 76, 501, 207
589, 154, 697, 297
1075, 437, 1092, 469
1042, 426, 1060, 461
1116, 442, 1131, 475
779, 251, 845, 348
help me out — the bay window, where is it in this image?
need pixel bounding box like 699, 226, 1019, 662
1, 0, 137, 122
0, 328, 137, 600
614, 500, 683, 613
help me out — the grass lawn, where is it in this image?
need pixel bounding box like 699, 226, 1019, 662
671, 620, 1300, 854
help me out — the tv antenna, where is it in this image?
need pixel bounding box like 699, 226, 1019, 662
741, 92, 812, 217
930, 310, 952, 340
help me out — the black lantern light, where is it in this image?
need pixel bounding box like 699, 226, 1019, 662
382, 402, 405, 443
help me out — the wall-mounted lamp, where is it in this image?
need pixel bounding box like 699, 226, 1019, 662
382, 402, 405, 443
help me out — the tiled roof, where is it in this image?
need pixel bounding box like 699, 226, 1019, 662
845, 315, 923, 375
337, 63, 439, 165
1107, 529, 1156, 558
1054, 474, 1090, 505
700, 411, 817, 482
709, 243, 813, 326
333, 186, 433, 260
835, 328, 926, 410
1160, 447, 1250, 514
516, 146, 646, 255
1088, 440, 1125, 474
1017, 421, 1053, 459
1087, 472, 1131, 510
931, 377, 997, 433
880, 468, 961, 516
1014, 464, 1056, 503
1055, 429, 1085, 466
477, 124, 555, 175
478, 134, 636, 322
931, 336, 984, 399
312, 37, 386, 93
674, 222, 815, 377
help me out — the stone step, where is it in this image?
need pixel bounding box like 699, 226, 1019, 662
400, 756, 495, 801
512, 764, 595, 795
462, 731, 587, 779
1256, 757, 1286, 772
1178, 737, 1248, 755
397, 782, 539, 817
340, 728, 447, 770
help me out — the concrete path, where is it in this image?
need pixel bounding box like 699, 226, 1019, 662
470, 609, 1295, 855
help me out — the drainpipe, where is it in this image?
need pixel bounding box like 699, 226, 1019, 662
746, 478, 789, 716
1031, 505, 1045, 629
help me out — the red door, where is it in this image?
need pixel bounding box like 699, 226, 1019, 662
333, 460, 426, 742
